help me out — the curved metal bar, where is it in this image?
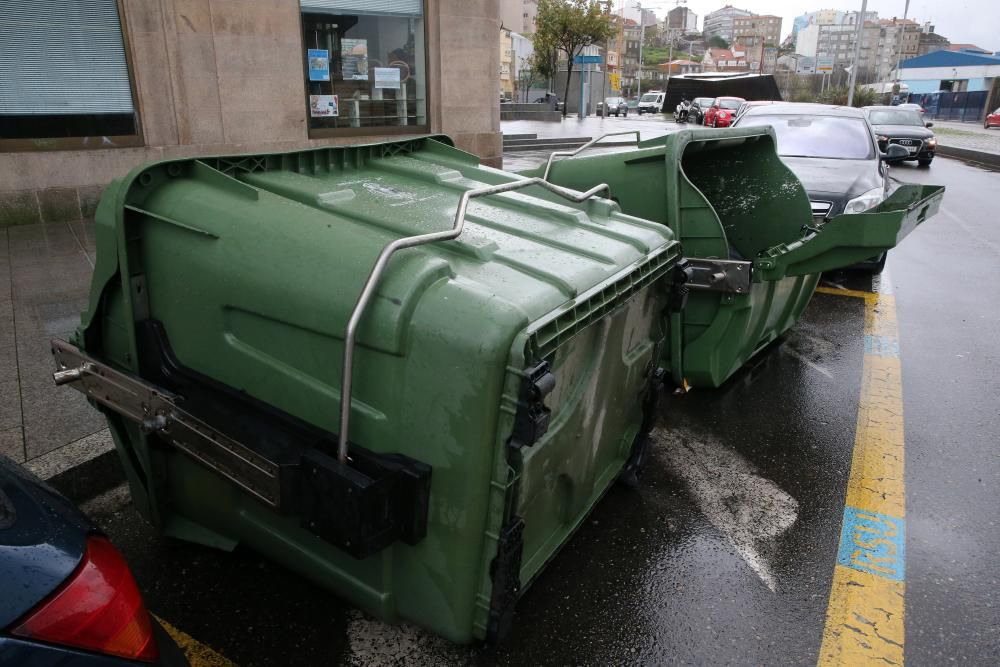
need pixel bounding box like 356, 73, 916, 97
337, 177, 611, 462
542, 130, 642, 182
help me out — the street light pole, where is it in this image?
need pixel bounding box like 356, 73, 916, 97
846, 0, 867, 106
637, 2, 643, 98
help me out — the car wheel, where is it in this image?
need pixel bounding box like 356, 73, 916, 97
986, 121, 991, 129
918, 157, 933, 167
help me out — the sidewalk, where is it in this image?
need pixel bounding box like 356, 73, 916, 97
929, 119, 1000, 164
1, 219, 120, 498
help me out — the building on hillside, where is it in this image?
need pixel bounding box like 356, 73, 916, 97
792, 9, 842, 38
0, 0, 503, 225
665, 6, 698, 36
733, 14, 782, 48
875, 18, 921, 81
776, 53, 816, 74
918, 32, 951, 56
499, 0, 538, 34
702, 47, 749, 72
896, 50, 1000, 93
703, 6, 753, 43
500, 28, 514, 99
795, 18, 882, 84
620, 20, 642, 96
792, 8, 878, 46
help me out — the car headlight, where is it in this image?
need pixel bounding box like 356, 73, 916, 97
926, 138, 937, 148
844, 187, 885, 214
877, 135, 889, 143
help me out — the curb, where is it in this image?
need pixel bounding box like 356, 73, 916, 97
936, 145, 1000, 168
25, 429, 126, 504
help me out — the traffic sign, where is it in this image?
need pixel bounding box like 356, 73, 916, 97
573, 54, 603, 64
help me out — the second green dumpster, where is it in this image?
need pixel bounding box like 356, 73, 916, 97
535, 127, 943, 388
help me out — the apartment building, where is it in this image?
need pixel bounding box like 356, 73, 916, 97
733, 14, 782, 48
703, 5, 753, 43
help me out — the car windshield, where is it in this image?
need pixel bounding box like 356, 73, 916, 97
719, 99, 742, 110
640, 93, 659, 103
867, 109, 924, 126
604, 98, 621, 104
695, 97, 714, 106
737, 114, 874, 159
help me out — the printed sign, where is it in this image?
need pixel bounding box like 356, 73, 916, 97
309, 94, 339, 117
341, 39, 369, 80
307, 49, 330, 81
374, 67, 401, 90
816, 56, 835, 73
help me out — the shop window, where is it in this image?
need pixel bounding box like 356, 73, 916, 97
300, 0, 428, 135
0, 0, 140, 150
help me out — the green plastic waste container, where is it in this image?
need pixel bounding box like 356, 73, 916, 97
51, 136, 681, 643
533, 127, 944, 387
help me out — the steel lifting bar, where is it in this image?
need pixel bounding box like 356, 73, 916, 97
542, 131, 642, 182
337, 177, 611, 463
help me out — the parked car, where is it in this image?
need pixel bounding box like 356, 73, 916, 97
0, 455, 187, 665
986, 107, 1000, 129
736, 99, 777, 119
863, 105, 937, 167
690, 97, 715, 124
636, 91, 664, 115
897, 102, 925, 114
703, 96, 745, 127
598, 96, 629, 117
734, 102, 910, 273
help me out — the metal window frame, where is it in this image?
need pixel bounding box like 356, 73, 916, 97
0, 0, 144, 153
298, 1, 432, 139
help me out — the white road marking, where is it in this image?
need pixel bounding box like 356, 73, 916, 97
653, 427, 799, 592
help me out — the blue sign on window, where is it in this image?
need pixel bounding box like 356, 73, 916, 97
308, 49, 330, 82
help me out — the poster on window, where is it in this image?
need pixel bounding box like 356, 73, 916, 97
309, 94, 339, 117
373, 67, 401, 90
307, 49, 330, 81
341, 39, 369, 80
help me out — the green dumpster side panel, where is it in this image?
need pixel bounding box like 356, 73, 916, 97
537, 127, 943, 387
77, 136, 679, 643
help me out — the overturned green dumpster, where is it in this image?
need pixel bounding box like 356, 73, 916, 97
51, 136, 681, 643
534, 127, 943, 388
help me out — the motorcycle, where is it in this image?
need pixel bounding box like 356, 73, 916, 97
673, 102, 691, 123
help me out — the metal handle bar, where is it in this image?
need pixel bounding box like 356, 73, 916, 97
336, 177, 611, 462
542, 131, 641, 182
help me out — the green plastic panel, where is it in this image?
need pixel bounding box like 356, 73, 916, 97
77, 136, 680, 642
533, 127, 943, 388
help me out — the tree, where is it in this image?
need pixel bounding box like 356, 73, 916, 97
707, 35, 729, 49
534, 0, 615, 116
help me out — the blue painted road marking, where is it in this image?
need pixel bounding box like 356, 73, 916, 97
836, 506, 906, 581
864, 334, 900, 357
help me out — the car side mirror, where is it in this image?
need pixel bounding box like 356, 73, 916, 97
882, 144, 909, 163
925, 121, 934, 128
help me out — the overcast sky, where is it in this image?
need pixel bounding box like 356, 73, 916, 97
616, 0, 996, 53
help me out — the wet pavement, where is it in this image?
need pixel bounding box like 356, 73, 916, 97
65, 155, 1000, 666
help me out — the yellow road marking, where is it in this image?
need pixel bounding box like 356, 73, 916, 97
818, 291, 906, 666
154, 615, 236, 667
815, 286, 880, 302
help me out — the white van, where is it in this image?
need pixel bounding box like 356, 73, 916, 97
637, 91, 664, 115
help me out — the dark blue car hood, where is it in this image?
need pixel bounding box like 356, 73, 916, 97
0, 455, 91, 628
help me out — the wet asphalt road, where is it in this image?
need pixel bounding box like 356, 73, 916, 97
84, 156, 999, 666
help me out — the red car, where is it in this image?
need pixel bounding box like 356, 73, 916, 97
986, 107, 1000, 129
703, 96, 745, 127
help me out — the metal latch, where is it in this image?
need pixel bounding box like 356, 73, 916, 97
51, 338, 283, 508
682, 258, 752, 294
509, 361, 556, 449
